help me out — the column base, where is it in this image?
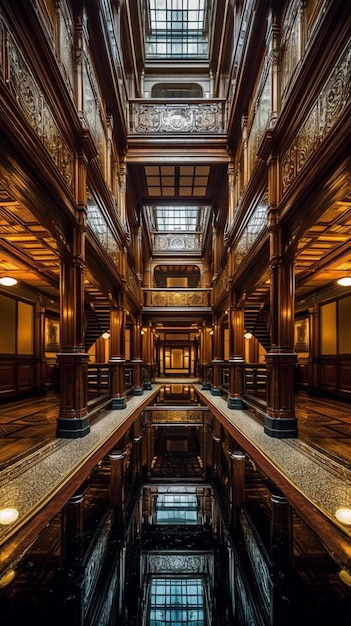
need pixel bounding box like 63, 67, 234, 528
56, 416, 90, 439
133, 386, 144, 396
227, 395, 244, 409
201, 382, 211, 390
143, 381, 152, 390
264, 415, 298, 438
109, 396, 127, 410
210, 386, 221, 396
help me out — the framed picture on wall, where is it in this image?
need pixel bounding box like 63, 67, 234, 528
294, 318, 309, 354
45, 317, 60, 353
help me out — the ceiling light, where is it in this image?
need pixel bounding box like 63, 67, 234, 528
339, 569, 351, 587
244, 331, 253, 340
0, 570, 15, 588
0, 276, 17, 286
335, 507, 351, 525
337, 277, 351, 287
0, 507, 19, 525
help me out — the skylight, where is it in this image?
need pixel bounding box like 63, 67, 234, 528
145, 0, 209, 60
151, 206, 209, 231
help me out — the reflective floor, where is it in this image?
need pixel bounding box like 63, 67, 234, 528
0, 385, 351, 625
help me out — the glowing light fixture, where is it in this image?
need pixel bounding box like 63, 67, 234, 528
0, 569, 15, 587
335, 507, 351, 525
337, 277, 351, 287
339, 569, 351, 587
102, 331, 110, 340
0, 507, 19, 525
244, 331, 253, 340
0, 276, 17, 286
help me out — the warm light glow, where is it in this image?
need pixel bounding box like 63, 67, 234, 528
102, 331, 110, 340
0, 569, 15, 587
335, 507, 351, 525
209, 330, 214, 335
339, 569, 351, 587
244, 331, 253, 340
141, 330, 145, 335
337, 277, 351, 287
0, 508, 19, 525
0, 276, 17, 286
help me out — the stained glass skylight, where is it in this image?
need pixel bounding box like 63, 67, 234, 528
144, 0, 209, 59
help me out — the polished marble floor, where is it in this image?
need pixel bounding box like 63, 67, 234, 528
0, 388, 350, 471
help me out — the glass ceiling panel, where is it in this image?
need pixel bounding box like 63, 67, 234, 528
153, 206, 203, 231
145, 0, 209, 59
149, 577, 205, 625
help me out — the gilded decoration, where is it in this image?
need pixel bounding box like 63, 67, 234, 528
146, 291, 209, 307
133, 102, 224, 133
151, 410, 203, 422
282, 40, 351, 194
154, 233, 201, 251
4, 28, 73, 189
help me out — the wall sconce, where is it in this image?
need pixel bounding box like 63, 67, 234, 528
0, 276, 17, 286
102, 331, 110, 340
337, 277, 351, 286
209, 330, 214, 335
244, 331, 253, 340
141, 330, 145, 335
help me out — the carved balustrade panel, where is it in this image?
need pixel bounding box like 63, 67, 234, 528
131, 101, 225, 134
282, 40, 351, 195
87, 194, 120, 270
144, 290, 211, 307
1, 18, 74, 189
153, 232, 201, 252
233, 191, 268, 269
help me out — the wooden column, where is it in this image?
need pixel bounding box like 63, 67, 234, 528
227, 293, 245, 409
131, 316, 143, 396
142, 322, 153, 389
109, 297, 126, 409
211, 316, 222, 395
34, 303, 46, 395
109, 450, 125, 526
229, 449, 245, 526
201, 323, 212, 390
61, 489, 85, 566
264, 155, 298, 438
309, 302, 320, 395
56, 205, 90, 438
269, 487, 293, 567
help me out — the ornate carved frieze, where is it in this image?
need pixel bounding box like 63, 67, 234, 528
248, 67, 272, 177
280, 1, 301, 104
282, 40, 351, 195
132, 102, 224, 133
153, 232, 201, 251
1, 22, 74, 189
144, 290, 210, 307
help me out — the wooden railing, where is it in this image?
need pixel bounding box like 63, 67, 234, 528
87, 362, 150, 400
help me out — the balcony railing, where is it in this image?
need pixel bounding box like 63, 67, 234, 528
143, 289, 212, 308
129, 100, 226, 135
